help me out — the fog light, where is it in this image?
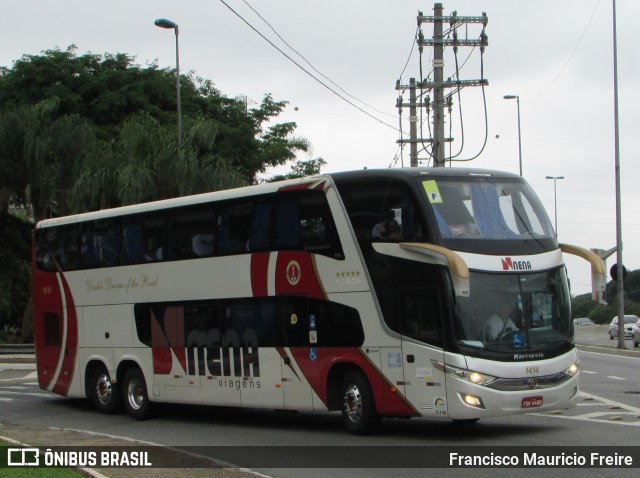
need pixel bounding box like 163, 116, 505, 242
569, 386, 578, 399
461, 393, 485, 409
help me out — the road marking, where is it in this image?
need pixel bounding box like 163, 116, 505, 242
535, 391, 640, 427
578, 349, 640, 360
607, 375, 626, 380
581, 370, 597, 374
0, 390, 56, 398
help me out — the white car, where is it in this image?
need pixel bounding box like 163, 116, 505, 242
633, 318, 640, 348
609, 315, 638, 340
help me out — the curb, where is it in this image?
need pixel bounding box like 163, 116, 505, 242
576, 343, 640, 358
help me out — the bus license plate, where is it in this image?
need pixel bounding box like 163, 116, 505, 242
522, 396, 543, 408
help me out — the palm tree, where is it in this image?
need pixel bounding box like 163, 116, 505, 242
0, 98, 95, 220
72, 113, 247, 210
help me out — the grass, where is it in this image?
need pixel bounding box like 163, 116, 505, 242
0, 442, 85, 477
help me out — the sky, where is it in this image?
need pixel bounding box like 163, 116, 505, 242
3, 0, 639, 297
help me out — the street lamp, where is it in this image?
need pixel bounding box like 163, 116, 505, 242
154, 18, 182, 146
503, 95, 522, 177
545, 176, 564, 235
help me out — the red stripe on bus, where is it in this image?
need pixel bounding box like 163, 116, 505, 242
288, 347, 419, 417
164, 306, 186, 372
277, 180, 326, 192
151, 309, 173, 375
274, 252, 326, 300
250, 252, 270, 297
51, 271, 78, 396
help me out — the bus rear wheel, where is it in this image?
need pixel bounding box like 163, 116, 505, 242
123, 367, 152, 420
91, 364, 122, 414
341, 371, 379, 435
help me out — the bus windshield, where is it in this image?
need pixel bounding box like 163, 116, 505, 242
453, 268, 572, 353
421, 176, 556, 253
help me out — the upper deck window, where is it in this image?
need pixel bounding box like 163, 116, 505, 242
337, 180, 428, 244
421, 177, 556, 253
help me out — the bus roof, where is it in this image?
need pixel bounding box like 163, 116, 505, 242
327, 167, 522, 182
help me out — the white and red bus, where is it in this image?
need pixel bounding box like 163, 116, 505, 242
32, 168, 604, 434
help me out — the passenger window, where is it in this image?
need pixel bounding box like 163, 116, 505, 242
337, 180, 427, 244
81, 219, 122, 267
122, 214, 166, 264
275, 190, 344, 259
36, 225, 81, 271
218, 202, 255, 254
168, 207, 215, 260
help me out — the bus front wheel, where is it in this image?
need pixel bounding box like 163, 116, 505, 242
341, 371, 379, 435
91, 364, 122, 414
123, 367, 152, 420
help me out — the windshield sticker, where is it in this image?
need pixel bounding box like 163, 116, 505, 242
422, 180, 443, 204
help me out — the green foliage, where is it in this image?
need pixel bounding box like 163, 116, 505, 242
268, 158, 327, 182
0, 214, 32, 338
572, 268, 640, 323
571, 295, 597, 320
587, 303, 616, 325
0, 98, 95, 219
0, 47, 308, 185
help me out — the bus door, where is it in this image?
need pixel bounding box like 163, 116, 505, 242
398, 287, 448, 418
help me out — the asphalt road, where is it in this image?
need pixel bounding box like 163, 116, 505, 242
0, 340, 638, 478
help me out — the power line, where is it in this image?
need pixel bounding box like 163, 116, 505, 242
218, 0, 398, 131
527, 0, 602, 102
240, 0, 396, 119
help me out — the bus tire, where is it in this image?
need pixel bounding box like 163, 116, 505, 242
123, 367, 152, 420
91, 364, 122, 414
341, 371, 379, 435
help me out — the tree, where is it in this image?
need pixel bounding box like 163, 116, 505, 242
72, 114, 247, 209
0, 98, 95, 219
0, 214, 31, 342
0, 47, 309, 184
268, 157, 327, 182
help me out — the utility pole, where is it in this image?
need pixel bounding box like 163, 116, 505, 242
396, 78, 426, 167
432, 2, 446, 165
397, 3, 488, 167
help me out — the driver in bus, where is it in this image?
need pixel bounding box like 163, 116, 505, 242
483, 297, 519, 342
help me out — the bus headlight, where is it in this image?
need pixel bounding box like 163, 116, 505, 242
432, 360, 496, 386
563, 362, 579, 377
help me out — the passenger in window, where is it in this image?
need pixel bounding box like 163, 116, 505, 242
145, 238, 163, 261
372, 211, 402, 241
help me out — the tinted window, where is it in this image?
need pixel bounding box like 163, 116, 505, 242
167, 207, 215, 260
336, 180, 427, 243
134, 296, 363, 348
35, 189, 344, 271
81, 219, 122, 268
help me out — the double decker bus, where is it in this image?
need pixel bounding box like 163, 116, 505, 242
32, 168, 604, 434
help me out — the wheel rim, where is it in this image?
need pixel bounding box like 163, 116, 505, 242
127, 377, 145, 411
95, 373, 113, 405
344, 383, 363, 423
